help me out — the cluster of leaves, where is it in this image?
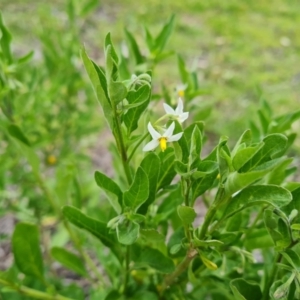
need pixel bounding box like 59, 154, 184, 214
1, 6, 300, 300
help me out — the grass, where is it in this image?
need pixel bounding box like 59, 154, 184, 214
2, 0, 300, 137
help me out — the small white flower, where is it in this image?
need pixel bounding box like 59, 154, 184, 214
163, 98, 189, 123
143, 122, 183, 152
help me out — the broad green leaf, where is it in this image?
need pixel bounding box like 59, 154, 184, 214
282, 249, 300, 271
230, 278, 262, 300
0, 12, 12, 63
12, 223, 44, 280
175, 122, 189, 163
157, 148, 177, 190
124, 84, 151, 134
191, 160, 218, 201
124, 29, 144, 65
177, 206, 197, 226
140, 229, 165, 244
240, 134, 287, 172
62, 205, 119, 257
265, 157, 293, 185
232, 129, 252, 156
291, 224, 300, 230
131, 291, 158, 300
189, 126, 202, 166
136, 247, 174, 273
282, 187, 300, 224
224, 185, 292, 219
116, 219, 139, 245
184, 122, 205, 150
174, 160, 187, 175
138, 153, 160, 214
123, 167, 149, 211
108, 81, 127, 105
232, 143, 263, 171
51, 247, 87, 277
81, 48, 113, 129
225, 158, 286, 196
95, 171, 122, 214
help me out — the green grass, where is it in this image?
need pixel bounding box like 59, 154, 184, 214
2, 0, 300, 138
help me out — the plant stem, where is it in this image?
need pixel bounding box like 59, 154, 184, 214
161, 249, 198, 293
0, 279, 75, 300
127, 132, 149, 163
123, 245, 131, 294
199, 187, 225, 239
262, 253, 281, 300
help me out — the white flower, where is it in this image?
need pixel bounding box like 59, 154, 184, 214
143, 122, 183, 152
163, 98, 189, 123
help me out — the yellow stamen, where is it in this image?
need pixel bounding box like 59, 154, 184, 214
159, 137, 167, 152
178, 90, 185, 97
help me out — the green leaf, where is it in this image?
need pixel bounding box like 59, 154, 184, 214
225, 158, 286, 196
108, 81, 127, 105
177, 55, 189, 85
51, 247, 87, 277
62, 205, 119, 256
232, 130, 252, 156
0, 12, 12, 63
81, 48, 113, 129
189, 126, 202, 166
123, 167, 149, 211
124, 84, 151, 134
199, 253, 218, 270
138, 153, 160, 214
144, 26, 155, 52
140, 229, 165, 244
95, 171, 122, 214
281, 249, 300, 271
244, 228, 274, 250
136, 247, 175, 273
7, 125, 40, 174
124, 29, 144, 65
240, 134, 287, 172
154, 14, 175, 54
177, 206, 197, 226
157, 148, 176, 190
12, 223, 44, 280
224, 185, 292, 219
105, 33, 119, 64
116, 219, 139, 245
191, 160, 218, 201
230, 278, 262, 300
232, 143, 264, 171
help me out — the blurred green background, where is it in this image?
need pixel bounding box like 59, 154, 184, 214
2, 0, 300, 135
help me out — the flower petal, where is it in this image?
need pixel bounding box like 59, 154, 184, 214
143, 139, 159, 151
148, 122, 161, 140
168, 132, 183, 142
175, 98, 184, 114
163, 122, 175, 138
163, 103, 175, 115
179, 112, 189, 123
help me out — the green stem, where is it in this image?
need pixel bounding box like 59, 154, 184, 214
262, 253, 281, 300
127, 133, 149, 163
199, 187, 225, 239
123, 245, 130, 294
0, 279, 75, 300
161, 249, 198, 293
